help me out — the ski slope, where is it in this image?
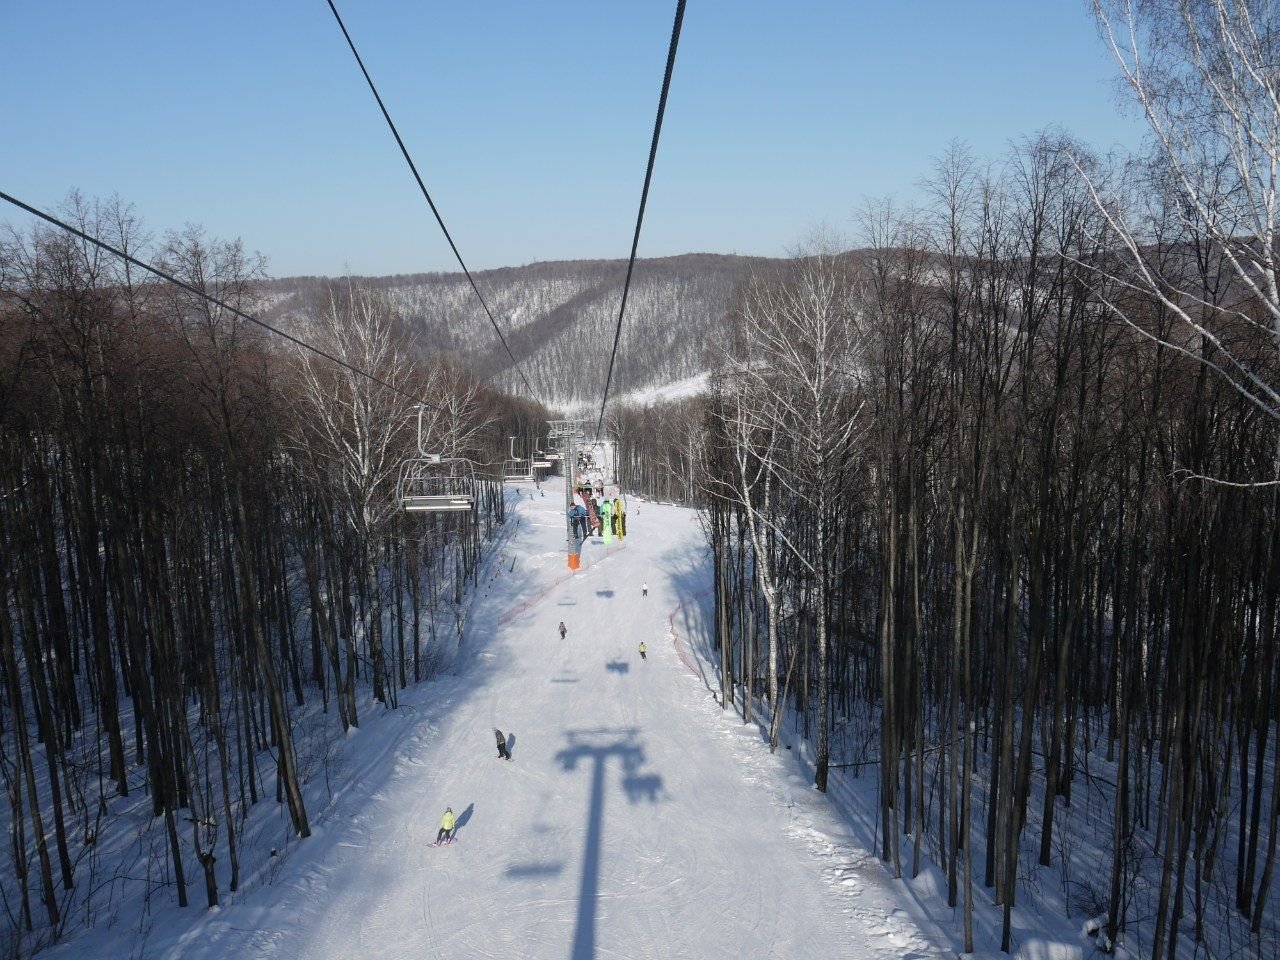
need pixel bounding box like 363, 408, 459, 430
71, 490, 940, 960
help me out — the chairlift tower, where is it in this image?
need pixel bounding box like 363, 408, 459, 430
548, 418, 588, 570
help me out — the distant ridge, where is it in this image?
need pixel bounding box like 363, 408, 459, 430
263, 253, 779, 405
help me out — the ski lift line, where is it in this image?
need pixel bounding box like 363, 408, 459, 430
0, 190, 444, 413
593, 0, 686, 442
323, 0, 535, 398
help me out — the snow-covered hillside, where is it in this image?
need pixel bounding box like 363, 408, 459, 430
43, 489, 950, 960
262, 255, 757, 405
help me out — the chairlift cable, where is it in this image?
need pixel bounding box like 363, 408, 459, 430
593, 0, 686, 442
324, 0, 535, 397
0, 190, 445, 413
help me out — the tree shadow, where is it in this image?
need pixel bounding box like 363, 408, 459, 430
554, 728, 663, 960
604, 660, 629, 675
594, 589, 614, 598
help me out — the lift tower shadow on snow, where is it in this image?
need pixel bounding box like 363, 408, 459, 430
555, 729, 663, 960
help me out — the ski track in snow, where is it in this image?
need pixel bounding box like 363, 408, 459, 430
75, 491, 942, 960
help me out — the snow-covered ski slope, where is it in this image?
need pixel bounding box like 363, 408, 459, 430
76, 490, 942, 960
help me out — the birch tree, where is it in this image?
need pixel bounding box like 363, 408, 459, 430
1088, 0, 1280, 427
704, 369, 789, 746
293, 280, 419, 712
729, 242, 868, 791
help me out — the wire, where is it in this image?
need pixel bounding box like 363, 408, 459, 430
594, 0, 687, 441
0, 190, 444, 413
325, 0, 535, 398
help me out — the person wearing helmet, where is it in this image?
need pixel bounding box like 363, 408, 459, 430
436, 807, 456, 845
638, 641, 647, 661
558, 621, 567, 640
495, 728, 512, 760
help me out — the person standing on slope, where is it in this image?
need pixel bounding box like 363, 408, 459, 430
436, 807, 456, 845
495, 728, 512, 760
642, 581, 648, 597
638, 641, 647, 660
558, 621, 567, 640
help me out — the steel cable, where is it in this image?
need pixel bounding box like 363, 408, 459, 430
594, 0, 687, 441
0, 190, 445, 412
325, 0, 535, 397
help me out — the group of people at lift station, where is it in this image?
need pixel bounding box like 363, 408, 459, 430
569, 487, 626, 541
567, 453, 627, 543
434, 583, 651, 847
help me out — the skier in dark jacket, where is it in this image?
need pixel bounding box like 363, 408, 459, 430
559, 621, 567, 639
495, 728, 511, 760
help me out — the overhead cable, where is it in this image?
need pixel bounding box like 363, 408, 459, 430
324, 0, 535, 397
594, 0, 687, 441
0, 190, 444, 412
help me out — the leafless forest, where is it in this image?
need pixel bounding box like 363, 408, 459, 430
265, 253, 754, 406
0, 199, 556, 949
689, 135, 1278, 958
664, 6, 1280, 956
1, 2, 1278, 958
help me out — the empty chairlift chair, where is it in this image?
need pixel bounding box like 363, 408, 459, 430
502, 458, 536, 482
398, 454, 476, 512
502, 436, 537, 483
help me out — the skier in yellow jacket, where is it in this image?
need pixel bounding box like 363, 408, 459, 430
435, 807, 456, 845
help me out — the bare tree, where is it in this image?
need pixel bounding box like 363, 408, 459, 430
159, 227, 311, 840
293, 280, 420, 712
1087, 0, 1280, 427
704, 370, 789, 746
725, 239, 868, 790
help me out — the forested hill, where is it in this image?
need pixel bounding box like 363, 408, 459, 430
262, 253, 775, 406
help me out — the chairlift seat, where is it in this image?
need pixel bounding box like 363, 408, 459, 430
502, 459, 536, 483
398, 456, 476, 512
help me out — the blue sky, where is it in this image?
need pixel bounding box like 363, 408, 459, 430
1, 1, 1143, 278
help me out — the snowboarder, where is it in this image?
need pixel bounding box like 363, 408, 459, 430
558, 621, 567, 640
642, 581, 648, 597
436, 807, 456, 845
638, 641, 647, 660
495, 728, 511, 760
